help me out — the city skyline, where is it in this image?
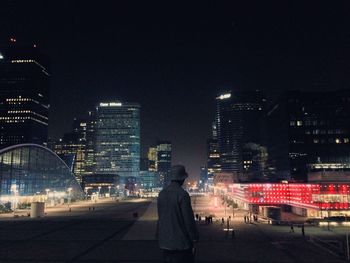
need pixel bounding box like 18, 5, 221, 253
1, 1, 349, 178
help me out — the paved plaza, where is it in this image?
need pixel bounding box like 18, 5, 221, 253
0, 196, 349, 262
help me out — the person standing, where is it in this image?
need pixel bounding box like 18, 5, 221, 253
157, 165, 199, 263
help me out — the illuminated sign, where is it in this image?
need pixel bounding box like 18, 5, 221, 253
99, 102, 122, 107
217, 93, 231, 100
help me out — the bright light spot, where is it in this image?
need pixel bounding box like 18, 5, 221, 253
99, 102, 122, 107
218, 93, 231, 100
0, 53, 3, 59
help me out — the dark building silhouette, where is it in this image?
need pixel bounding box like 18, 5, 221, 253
267, 90, 350, 182
215, 90, 265, 176
0, 43, 49, 148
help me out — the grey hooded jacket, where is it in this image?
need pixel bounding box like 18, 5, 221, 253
157, 182, 199, 250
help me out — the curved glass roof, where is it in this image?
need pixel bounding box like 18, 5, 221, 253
0, 144, 84, 202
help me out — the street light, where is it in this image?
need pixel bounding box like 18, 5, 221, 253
108, 186, 111, 197
98, 186, 101, 198
10, 184, 18, 215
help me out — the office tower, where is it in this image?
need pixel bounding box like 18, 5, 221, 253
207, 122, 221, 175
94, 101, 140, 179
215, 90, 265, 176
147, 146, 157, 172
83, 110, 96, 176
53, 118, 87, 182
156, 141, 172, 187
199, 166, 208, 190
139, 170, 157, 190
267, 90, 350, 182
0, 43, 49, 148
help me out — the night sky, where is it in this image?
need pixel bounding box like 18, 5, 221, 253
1, 1, 349, 179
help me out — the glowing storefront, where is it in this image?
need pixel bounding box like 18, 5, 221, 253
0, 144, 84, 205
228, 183, 350, 218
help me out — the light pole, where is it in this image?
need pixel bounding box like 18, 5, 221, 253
98, 186, 101, 198
45, 188, 50, 207
108, 186, 111, 197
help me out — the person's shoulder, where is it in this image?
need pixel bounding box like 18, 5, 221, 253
177, 186, 189, 197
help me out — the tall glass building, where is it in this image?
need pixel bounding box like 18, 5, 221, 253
0, 144, 83, 204
0, 44, 49, 148
95, 102, 140, 179
216, 90, 265, 174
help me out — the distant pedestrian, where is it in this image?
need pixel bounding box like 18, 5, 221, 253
195, 214, 199, 221
290, 224, 294, 233
244, 216, 246, 223
221, 217, 225, 225
301, 225, 305, 236
199, 216, 201, 221
157, 165, 198, 263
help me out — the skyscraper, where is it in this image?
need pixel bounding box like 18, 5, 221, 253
94, 101, 140, 179
53, 118, 87, 183
215, 90, 265, 176
147, 146, 157, 172
207, 122, 221, 175
83, 110, 96, 176
156, 141, 172, 187
0, 44, 49, 148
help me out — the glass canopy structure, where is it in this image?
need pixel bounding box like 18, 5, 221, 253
0, 144, 84, 204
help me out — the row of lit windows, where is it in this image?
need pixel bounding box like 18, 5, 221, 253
0, 117, 48, 125
6, 98, 31, 102
11, 59, 35, 63
6, 98, 41, 105
313, 138, 350, 144
305, 129, 345, 135
6, 110, 48, 120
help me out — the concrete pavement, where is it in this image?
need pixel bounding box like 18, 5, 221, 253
0, 195, 348, 262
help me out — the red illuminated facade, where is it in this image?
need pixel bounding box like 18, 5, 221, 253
229, 183, 350, 211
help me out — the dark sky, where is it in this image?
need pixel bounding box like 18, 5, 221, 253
1, 1, 350, 179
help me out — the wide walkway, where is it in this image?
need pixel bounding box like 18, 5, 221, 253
0, 196, 348, 262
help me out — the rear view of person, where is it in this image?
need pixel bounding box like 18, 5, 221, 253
157, 165, 199, 263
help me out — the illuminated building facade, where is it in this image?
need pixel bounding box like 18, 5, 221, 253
227, 183, 350, 218
147, 146, 157, 172
53, 118, 87, 183
215, 90, 265, 176
0, 45, 49, 148
140, 171, 157, 190
0, 144, 83, 205
94, 101, 140, 179
207, 122, 221, 176
83, 110, 96, 176
156, 141, 172, 187
267, 90, 350, 182
81, 174, 119, 196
